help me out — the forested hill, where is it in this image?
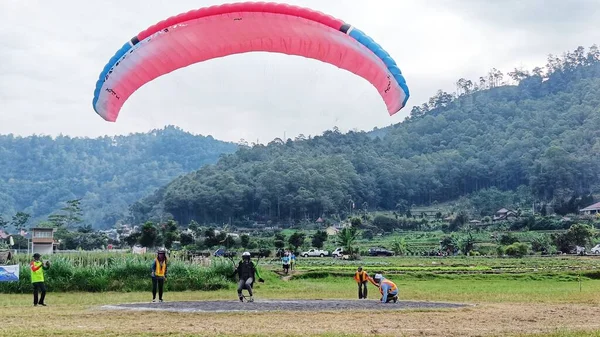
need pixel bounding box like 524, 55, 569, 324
0, 126, 237, 228
134, 45, 600, 227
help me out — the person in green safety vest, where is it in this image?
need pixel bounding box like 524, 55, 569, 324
30, 253, 50, 306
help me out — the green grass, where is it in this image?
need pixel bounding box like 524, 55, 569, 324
1, 271, 598, 306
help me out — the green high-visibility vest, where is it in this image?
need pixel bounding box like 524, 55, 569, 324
30, 261, 44, 283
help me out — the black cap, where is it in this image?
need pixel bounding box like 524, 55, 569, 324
33, 253, 41, 258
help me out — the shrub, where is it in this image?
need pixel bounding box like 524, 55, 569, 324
474, 244, 497, 256
496, 245, 505, 257
499, 233, 519, 245
504, 242, 529, 258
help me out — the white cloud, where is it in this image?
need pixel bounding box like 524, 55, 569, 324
1, 0, 599, 143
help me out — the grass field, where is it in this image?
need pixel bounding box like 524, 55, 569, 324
2, 256, 600, 336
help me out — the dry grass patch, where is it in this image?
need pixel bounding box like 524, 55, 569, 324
1, 295, 600, 336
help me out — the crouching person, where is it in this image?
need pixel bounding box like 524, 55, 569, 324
372, 273, 399, 303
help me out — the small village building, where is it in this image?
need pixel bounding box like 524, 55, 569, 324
31, 227, 58, 255
580, 202, 600, 215
493, 208, 517, 221
325, 226, 339, 236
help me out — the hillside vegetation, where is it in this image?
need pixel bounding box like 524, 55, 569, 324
136, 45, 600, 226
0, 126, 237, 228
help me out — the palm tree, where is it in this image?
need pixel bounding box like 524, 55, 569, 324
391, 237, 407, 256
336, 226, 359, 255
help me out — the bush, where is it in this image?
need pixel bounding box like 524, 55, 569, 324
475, 244, 497, 256
504, 242, 529, 258
499, 233, 519, 245
530, 234, 552, 254
496, 245, 505, 257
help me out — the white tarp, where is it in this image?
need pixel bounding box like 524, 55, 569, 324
132, 246, 147, 254
0, 264, 19, 282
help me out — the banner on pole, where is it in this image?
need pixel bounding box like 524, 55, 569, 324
0, 265, 19, 282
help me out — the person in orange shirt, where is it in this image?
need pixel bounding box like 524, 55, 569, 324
354, 266, 377, 299
372, 273, 399, 303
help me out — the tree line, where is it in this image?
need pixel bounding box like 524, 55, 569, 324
133, 45, 600, 226
0, 126, 237, 228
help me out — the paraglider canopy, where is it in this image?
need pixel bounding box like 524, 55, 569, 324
92, 2, 410, 122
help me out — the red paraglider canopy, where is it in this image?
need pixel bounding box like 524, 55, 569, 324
92, 2, 410, 122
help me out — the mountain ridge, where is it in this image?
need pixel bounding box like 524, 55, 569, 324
0, 125, 238, 228
133, 45, 600, 227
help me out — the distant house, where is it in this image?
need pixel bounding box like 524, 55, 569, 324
316, 217, 324, 224
132, 245, 147, 254
469, 220, 482, 226
493, 208, 517, 221
214, 230, 240, 238
326, 226, 339, 236
99, 229, 119, 241
579, 202, 600, 215
31, 227, 58, 255
411, 209, 440, 219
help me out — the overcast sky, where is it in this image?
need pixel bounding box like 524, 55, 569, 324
2, 0, 600, 144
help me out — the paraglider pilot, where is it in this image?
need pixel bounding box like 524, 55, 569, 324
233, 252, 264, 302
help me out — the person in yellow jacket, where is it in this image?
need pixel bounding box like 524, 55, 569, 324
354, 266, 378, 299
151, 248, 168, 303
30, 253, 50, 306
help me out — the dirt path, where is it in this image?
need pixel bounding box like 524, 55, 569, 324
273, 270, 304, 281
102, 299, 468, 313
